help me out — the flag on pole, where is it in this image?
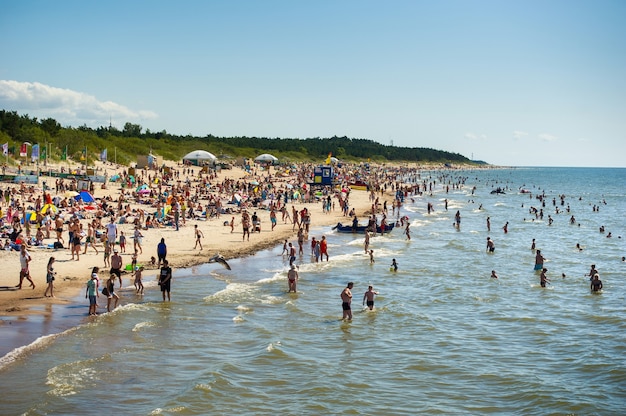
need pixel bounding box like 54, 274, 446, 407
41, 146, 47, 160
325, 152, 332, 165
2, 143, 7, 156
31, 144, 39, 161
20, 143, 28, 157
80, 146, 86, 161
61, 146, 67, 161
100, 148, 107, 162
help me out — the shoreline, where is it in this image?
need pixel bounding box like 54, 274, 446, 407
0, 158, 409, 359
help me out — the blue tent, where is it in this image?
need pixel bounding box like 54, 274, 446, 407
76, 190, 95, 203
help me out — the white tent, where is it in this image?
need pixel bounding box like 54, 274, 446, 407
255, 153, 278, 164
183, 150, 217, 165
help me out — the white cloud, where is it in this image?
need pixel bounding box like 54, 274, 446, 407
465, 132, 487, 140
0, 80, 157, 126
512, 130, 528, 140
538, 133, 557, 142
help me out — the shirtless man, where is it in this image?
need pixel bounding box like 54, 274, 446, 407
590, 274, 602, 292
341, 282, 354, 320
362, 285, 378, 310
55, 216, 65, 246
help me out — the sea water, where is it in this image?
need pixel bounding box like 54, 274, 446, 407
0, 167, 625, 415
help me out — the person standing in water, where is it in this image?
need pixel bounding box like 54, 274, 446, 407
159, 259, 172, 301
590, 274, 603, 292
287, 264, 299, 293
390, 258, 398, 272
486, 237, 495, 253
540, 268, 550, 287
85, 268, 99, 316
534, 250, 545, 271
341, 282, 354, 320
363, 285, 379, 310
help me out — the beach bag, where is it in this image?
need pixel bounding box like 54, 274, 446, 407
53, 241, 64, 249
102, 287, 109, 296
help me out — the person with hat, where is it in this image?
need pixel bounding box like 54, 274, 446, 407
287, 264, 299, 293
110, 248, 123, 288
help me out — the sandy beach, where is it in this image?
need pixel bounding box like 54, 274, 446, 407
0, 159, 381, 322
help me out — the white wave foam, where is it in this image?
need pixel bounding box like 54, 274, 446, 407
132, 321, 156, 332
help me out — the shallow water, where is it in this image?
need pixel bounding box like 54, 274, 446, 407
1, 167, 625, 415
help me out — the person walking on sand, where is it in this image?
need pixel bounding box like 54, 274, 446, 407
83, 222, 99, 255
44, 256, 56, 297
55, 216, 65, 247
270, 208, 277, 231
133, 226, 144, 254
158, 259, 172, 301
242, 213, 250, 241
105, 216, 117, 247
287, 264, 299, 292
86, 269, 99, 316
363, 285, 379, 310
341, 282, 354, 320
119, 230, 127, 253
157, 238, 167, 268
17, 244, 35, 289
103, 240, 111, 267
193, 224, 204, 250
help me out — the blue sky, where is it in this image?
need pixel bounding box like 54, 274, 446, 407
1, 0, 625, 167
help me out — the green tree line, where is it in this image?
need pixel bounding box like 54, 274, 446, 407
0, 110, 473, 165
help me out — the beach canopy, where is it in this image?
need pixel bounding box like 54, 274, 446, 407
183, 150, 217, 165
76, 190, 95, 203
255, 153, 278, 164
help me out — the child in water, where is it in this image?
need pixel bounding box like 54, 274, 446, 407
390, 258, 398, 272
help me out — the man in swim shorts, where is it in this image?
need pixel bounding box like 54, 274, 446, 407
362, 285, 379, 310
341, 282, 354, 320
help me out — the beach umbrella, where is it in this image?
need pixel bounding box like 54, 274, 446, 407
40, 204, 58, 215
138, 189, 151, 195
136, 184, 148, 192
77, 190, 95, 203
64, 190, 79, 197
254, 153, 278, 164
